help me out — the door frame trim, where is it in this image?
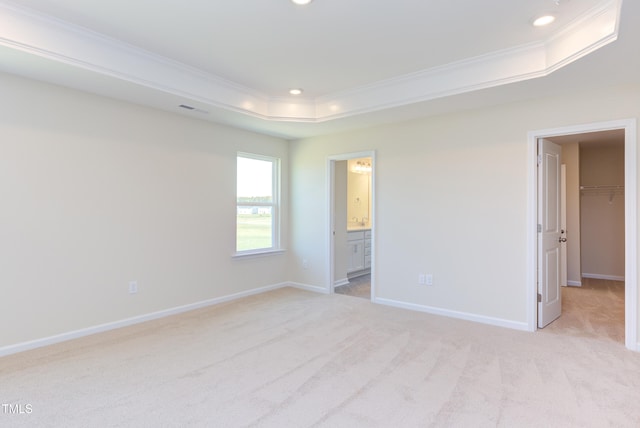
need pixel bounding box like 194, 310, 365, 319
327, 151, 376, 300
526, 119, 638, 351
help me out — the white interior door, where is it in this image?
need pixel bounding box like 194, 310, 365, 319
560, 164, 568, 288
538, 139, 563, 328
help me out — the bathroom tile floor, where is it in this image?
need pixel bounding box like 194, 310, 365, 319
335, 273, 371, 299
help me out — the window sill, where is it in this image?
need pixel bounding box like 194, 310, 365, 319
232, 249, 286, 259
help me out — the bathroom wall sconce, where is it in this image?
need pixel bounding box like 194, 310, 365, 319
352, 160, 372, 174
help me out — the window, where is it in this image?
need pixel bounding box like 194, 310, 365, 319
236, 153, 280, 254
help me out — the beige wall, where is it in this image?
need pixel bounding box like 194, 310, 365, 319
289, 83, 640, 328
563, 143, 582, 285
333, 161, 349, 284
0, 73, 289, 348
3, 69, 639, 350
580, 143, 625, 279
347, 158, 372, 229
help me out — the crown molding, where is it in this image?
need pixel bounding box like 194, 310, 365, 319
314, 0, 621, 121
0, 0, 621, 123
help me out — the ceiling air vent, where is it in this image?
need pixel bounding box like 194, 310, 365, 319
179, 104, 208, 114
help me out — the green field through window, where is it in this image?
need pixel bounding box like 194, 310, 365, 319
236, 213, 272, 251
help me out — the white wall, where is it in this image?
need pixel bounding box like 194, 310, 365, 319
0, 73, 289, 348
289, 83, 640, 328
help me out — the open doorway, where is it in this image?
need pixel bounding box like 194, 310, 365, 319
545, 131, 625, 341
527, 119, 638, 351
327, 151, 375, 301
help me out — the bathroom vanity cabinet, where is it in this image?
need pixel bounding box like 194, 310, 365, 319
347, 229, 371, 274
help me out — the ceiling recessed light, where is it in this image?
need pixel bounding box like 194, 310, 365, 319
289, 88, 303, 95
291, 0, 313, 5
533, 15, 556, 27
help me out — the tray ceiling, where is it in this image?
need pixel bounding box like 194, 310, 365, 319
0, 0, 635, 138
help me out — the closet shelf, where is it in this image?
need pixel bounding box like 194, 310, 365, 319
580, 185, 624, 190
580, 185, 624, 200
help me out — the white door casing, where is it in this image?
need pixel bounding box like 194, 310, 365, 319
528, 118, 637, 351
538, 139, 563, 328
327, 151, 376, 300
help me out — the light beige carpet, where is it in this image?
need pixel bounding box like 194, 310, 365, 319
544, 278, 625, 343
1, 285, 639, 427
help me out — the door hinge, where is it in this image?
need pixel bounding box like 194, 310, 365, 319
537, 293, 542, 303
537, 154, 542, 166
537, 224, 542, 233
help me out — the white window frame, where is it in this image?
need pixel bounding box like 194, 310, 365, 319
234, 152, 282, 257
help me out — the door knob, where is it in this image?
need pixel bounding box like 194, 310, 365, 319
559, 237, 567, 243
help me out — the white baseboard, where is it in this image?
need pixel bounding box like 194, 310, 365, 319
374, 297, 529, 332
347, 268, 370, 279
0, 282, 289, 358
334, 278, 349, 287
567, 280, 582, 287
0, 281, 532, 358
288, 282, 330, 294
582, 273, 625, 281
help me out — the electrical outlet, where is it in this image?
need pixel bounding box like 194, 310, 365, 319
426, 274, 433, 286
128, 281, 138, 294
302, 259, 309, 269
418, 274, 426, 285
